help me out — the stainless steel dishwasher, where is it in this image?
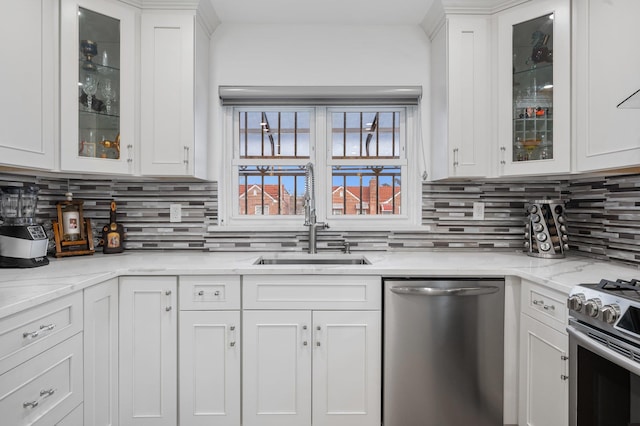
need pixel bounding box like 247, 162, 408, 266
383, 278, 504, 426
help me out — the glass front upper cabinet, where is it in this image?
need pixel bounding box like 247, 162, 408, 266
497, 0, 570, 176
78, 7, 120, 161
60, 0, 135, 174
512, 14, 554, 162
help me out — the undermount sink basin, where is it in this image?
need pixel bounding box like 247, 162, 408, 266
254, 254, 371, 265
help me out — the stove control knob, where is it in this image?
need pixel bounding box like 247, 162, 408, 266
601, 304, 621, 325
584, 298, 602, 318
567, 294, 586, 312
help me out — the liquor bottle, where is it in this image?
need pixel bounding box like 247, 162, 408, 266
61, 192, 81, 242
102, 200, 124, 254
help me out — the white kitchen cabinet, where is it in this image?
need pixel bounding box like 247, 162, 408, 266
140, 10, 210, 178
242, 275, 381, 426
429, 14, 491, 180
178, 275, 240, 426
518, 280, 568, 426
496, 0, 571, 176
60, 0, 137, 175
119, 276, 177, 426
0, 0, 57, 170
573, 0, 640, 171
0, 333, 84, 426
242, 310, 312, 426
84, 279, 118, 426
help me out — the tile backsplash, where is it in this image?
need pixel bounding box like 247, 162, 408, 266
0, 171, 639, 267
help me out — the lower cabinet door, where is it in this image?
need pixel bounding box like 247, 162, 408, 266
119, 276, 177, 426
84, 279, 119, 426
242, 310, 312, 426
312, 311, 381, 426
519, 313, 568, 426
179, 310, 240, 426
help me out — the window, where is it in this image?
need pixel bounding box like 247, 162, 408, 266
222, 105, 419, 229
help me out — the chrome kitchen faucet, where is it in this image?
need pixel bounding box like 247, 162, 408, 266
304, 162, 328, 254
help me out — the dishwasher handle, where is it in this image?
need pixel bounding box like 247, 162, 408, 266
390, 285, 500, 297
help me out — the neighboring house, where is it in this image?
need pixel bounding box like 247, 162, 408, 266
239, 184, 293, 215
332, 179, 401, 215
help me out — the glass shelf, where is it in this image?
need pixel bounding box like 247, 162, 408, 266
77, 6, 120, 160
511, 13, 555, 162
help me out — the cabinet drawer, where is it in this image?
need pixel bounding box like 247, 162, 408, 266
0, 333, 83, 426
521, 280, 568, 333
179, 275, 241, 310
0, 292, 83, 373
243, 275, 381, 310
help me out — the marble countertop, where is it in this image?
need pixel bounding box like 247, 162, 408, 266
1, 250, 638, 319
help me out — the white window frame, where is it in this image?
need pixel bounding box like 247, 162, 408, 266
219, 105, 421, 231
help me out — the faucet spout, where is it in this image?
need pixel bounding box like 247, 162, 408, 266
304, 162, 327, 253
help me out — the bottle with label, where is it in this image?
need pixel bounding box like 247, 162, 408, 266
62, 192, 81, 242
102, 200, 124, 254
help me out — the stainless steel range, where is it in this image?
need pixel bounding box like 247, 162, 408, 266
567, 279, 640, 426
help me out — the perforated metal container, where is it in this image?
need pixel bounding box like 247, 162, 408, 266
525, 199, 568, 258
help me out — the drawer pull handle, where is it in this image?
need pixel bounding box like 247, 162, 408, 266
214, 291, 220, 296
533, 299, 545, 306
40, 324, 55, 332
23, 330, 40, 339
40, 388, 55, 397
198, 290, 204, 296
23, 400, 39, 409
543, 304, 556, 311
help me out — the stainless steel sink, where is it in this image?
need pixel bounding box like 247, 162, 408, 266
254, 254, 371, 265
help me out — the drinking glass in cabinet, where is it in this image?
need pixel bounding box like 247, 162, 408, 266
512, 13, 554, 162
77, 7, 120, 159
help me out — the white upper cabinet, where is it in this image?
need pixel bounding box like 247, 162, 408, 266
60, 0, 138, 174
429, 14, 491, 180
496, 0, 571, 176
573, 0, 640, 172
0, 0, 57, 170
140, 9, 211, 178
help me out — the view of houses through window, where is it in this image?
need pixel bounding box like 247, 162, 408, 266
235, 109, 404, 217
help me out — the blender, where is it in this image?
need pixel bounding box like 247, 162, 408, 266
0, 186, 49, 267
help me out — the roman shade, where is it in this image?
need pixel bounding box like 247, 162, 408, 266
218, 85, 422, 106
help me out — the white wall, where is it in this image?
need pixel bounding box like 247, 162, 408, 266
208, 23, 431, 182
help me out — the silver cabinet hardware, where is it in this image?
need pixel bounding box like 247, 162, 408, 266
23, 329, 40, 339
561, 375, 569, 381
214, 291, 220, 296
561, 355, 568, 361
40, 388, 55, 397
543, 304, 555, 311
453, 148, 459, 167
500, 146, 506, 165
165, 290, 172, 295
229, 324, 237, 348
316, 341, 321, 347
533, 299, 544, 306
23, 400, 38, 409
183, 146, 190, 165
23, 322, 57, 339
198, 290, 204, 296
165, 306, 172, 312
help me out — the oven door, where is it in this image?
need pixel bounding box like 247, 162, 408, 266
568, 321, 640, 426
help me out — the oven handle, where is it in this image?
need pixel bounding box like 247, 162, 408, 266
389, 286, 500, 297
567, 325, 640, 377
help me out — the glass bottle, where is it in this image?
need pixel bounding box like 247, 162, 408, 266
62, 192, 81, 241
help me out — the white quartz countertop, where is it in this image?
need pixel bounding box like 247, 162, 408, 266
1, 250, 638, 319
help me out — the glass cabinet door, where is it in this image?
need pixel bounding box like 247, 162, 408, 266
512, 14, 554, 163
497, 0, 570, 176
60, 0, 135, 174
78, 7, 120, 160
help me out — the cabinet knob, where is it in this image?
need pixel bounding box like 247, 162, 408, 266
214, 290, 220, 296
165, 290, 172, 295
561, 375, 569, 381
229, 341, 236, 347
198, 290, 204, 296
165, 306, 172, 312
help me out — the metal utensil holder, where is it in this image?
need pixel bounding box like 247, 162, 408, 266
525, 199, 568, 258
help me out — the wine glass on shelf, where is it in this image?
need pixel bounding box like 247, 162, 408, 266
100, 79, 116, 114
83, 74, 98, 112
